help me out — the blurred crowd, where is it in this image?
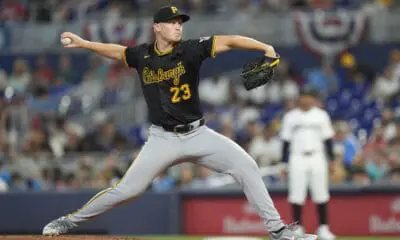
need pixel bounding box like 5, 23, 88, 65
0, 0, 397, 23
0, 53, 136, 155
0, 0, 399, 193
0, 46, 399, 193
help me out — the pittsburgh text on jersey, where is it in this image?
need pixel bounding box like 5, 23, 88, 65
123, 36, 216, 126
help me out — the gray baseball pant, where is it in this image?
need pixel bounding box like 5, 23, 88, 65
66, 124, 285, 232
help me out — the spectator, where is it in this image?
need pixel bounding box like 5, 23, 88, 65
349, 166, 371, 185
0, 0, 26, 22
34, 0, 52, 22
28, 84, 59, 113
388, 119, 400, 146
248, 123, 282, 167
52, 1, 75, 22
74, 156, 97, 189
364, 126, 387, 152
389, 49, 400, 84
98, 155, 124, 187
329, 154, 347, 184
199, 73, 231, 107
8, 58, 31, 95
53, 167, 71, 191
8, 172, 27, 191
151, 169, 176, 192
372, 67, 399, 102
305, 62, 338, 96
71, 70, 104, 109
339, 52, 376, 86
190, 166, 223, 188
87, 54, 111, 83
218, 119, 237, 141
0, 177, 8, 192
334, 121, 361, 170
0, 69, 8, 91
176, 165, 194, 188
365, 151, 390, 182
388, 167, 400, 183
48, 76, 72, 96
380, 108, 397, 141
21, 126, 52, 156
78, 117, 126, 152
238, 120, 261, 149
58, 54, 78, 84
33, 55, 54, 84
236, 82, 268, 106
48, 117, 77, 158
38, 168, 54, 191
236, 101, 261, 130
309, 0, 335, 9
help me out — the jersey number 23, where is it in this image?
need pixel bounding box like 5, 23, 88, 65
170, 84, 191, 103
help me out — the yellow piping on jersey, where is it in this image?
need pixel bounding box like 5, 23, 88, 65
122, 47, 129, 67
211, 36, 216, 58
154, 40, 174, 56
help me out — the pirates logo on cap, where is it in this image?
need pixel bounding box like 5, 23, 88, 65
171, 6, 178, 14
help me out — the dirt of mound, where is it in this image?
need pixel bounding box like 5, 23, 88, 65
0, 236, 150, 240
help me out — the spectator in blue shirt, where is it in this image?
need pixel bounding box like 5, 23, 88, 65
151, 169, 176, 193
305, 63, 339, 96
334, 121, 361, 170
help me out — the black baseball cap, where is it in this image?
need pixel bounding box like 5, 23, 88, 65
153, 6, 190, 23
299, 88, 319, 97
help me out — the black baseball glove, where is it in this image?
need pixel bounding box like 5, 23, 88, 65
240, 54, 280, 90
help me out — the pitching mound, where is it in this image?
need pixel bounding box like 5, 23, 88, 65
0, 236, 149, 240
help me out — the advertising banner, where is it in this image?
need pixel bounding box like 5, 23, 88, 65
183, 194, 400, 236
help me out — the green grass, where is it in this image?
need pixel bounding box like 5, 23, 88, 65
133, 236, 398, 240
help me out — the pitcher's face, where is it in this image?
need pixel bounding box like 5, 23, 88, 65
154, 17, 183, 43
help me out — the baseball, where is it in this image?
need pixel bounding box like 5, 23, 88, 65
61, 37, 72, 45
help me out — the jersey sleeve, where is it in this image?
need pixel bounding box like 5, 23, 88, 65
280, 113, 292, 141
321, 111, 335, 140
123, 45, 141, 68
185, 36, 216, 62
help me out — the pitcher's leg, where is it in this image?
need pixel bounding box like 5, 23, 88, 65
68, 139, 180, 223
43, 128, 181, 236
193, 128, 285, 232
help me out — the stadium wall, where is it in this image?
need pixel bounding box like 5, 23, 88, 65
0, 191, 181, 235
1, 186, 399, 236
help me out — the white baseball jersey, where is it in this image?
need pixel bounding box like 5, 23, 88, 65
280, 106, 335, 204
280, 107, 334, 155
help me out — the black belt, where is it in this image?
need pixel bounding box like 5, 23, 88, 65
162, 118, 205, 133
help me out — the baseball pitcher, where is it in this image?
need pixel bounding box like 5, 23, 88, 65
280, 89, 336, 240
42, 6, 317, 240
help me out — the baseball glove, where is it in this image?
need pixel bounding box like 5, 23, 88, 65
240, 54, 280, 90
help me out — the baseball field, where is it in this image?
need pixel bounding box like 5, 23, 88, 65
0, 236, 399, 240
142, 237, 400, 240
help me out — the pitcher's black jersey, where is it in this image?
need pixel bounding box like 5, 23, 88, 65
123, 36, 216, 127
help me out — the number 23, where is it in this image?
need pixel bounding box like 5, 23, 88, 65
170, 84, 191, 103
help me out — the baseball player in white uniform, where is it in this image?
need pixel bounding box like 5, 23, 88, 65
280, 89, 336, 240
